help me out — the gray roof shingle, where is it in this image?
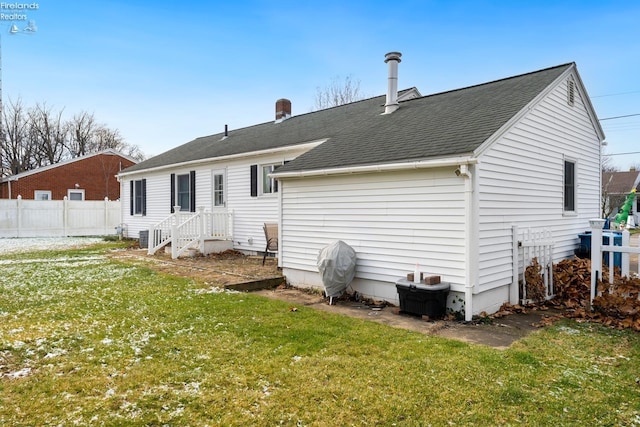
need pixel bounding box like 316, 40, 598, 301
123, 63, 573, 174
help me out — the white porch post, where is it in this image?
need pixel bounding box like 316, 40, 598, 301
171, 206, 181, 259
198, 206, 205, 254
511, 225, 519, 305
147, 225, 154, 255
621, 229, 630, 278
589, 218, 606, 308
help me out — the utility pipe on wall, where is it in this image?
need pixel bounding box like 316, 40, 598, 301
457, 163, 474, 321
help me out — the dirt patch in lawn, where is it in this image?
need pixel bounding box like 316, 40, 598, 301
109, 248, 284, 287
111, 248, 560, 349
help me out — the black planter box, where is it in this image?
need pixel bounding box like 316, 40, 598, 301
396, 279, 450, 318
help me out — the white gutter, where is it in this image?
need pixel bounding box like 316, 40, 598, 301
118, 139, 327, 178
273, 155, 477, 179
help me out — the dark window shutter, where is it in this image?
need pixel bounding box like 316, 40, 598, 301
129, 181, 134, 216
189, 170, 196, 212
141, 179, 147, 216
170, 173, 175, 213
250, 164, 258, 197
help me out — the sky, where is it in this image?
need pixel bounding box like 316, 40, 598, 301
2, 1, 639, 171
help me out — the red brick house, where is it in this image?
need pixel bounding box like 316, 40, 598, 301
0, 149, 137, 200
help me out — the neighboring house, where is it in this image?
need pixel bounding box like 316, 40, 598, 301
602, 168, 640, 226
0, 149, 137, 201
118, 53, 604, 319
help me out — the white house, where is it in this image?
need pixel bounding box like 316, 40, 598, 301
118, 53, 604, 319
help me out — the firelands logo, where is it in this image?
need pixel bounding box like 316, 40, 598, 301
0, 3, 39, 20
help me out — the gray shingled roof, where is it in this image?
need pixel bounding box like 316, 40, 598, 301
602, 170, 640, 194
123, 63, 573, 174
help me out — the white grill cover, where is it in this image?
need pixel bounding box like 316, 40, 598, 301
317, 240, 357, 297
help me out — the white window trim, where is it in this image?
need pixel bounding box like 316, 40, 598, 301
133, 179, 145, 215
212, 169, 226, 208
563, 157, 578, 216
34, 190, 51, 200
260, 163, 280, 196
176, 173, 191, 211
67, 189, 85, 201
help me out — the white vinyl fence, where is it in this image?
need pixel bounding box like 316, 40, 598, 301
589, 219, 640, 305
0, 196, 121, 238
511, 226, 555, 305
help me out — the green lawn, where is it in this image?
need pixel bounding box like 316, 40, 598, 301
1, 242, 639, 426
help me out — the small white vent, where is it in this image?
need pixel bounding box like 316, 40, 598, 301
567, 78, 575, 106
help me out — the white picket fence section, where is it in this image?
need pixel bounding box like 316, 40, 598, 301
589, 219, 640, 304
512, 226, 555, 305
0, 196, 121, 238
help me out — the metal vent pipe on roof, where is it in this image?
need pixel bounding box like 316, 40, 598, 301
383, 52, 402, 114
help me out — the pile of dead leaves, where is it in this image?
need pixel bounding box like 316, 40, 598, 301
524, 257, 547, 302
551, 257, 599, 309
549, 257, 640, 331
493, 257, 640, 331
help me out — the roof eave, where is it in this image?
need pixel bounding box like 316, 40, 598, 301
272, 155, 478, 179
118, 139, 328, 177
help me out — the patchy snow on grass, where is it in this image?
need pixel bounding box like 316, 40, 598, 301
0, 237, 105, 255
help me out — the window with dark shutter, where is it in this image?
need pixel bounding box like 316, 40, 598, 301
131, 179, 147, 216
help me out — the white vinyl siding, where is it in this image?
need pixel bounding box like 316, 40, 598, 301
120, 146, 311, 248
475, 75, 601, 293
280, 168, 467, 288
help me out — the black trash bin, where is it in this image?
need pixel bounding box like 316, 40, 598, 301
395, 278, 450, 318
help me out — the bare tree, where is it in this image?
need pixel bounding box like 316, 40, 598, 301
29, 103, 67, 166
122, 143, 145, 162
92, 126, 124, 151
313, 75, 364, 110
67, 111, 97, 157
0, 101, 144, 177
1, 98, 35, 176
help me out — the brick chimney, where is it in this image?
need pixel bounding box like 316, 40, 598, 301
275, 98, 291, 121
383, 52, 402, 114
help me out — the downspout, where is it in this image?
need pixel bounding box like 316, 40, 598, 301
7, 177, 16, 199
277, 179, 283, 269
458, 164, 474, 321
